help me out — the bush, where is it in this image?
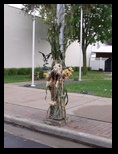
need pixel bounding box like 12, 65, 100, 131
72, 67, 91, 72
4, 68, 9, 75
4, 66, 92, 76
39, 67, 44, 79
88, 67, 91, 71
4, 67, 32, 76
17, 68, 31, 75
73, 67, 79, 72
29, 67, 45, 80
7, 68, 18, 75
34, 67, 44, 79
25, 68, 32, 75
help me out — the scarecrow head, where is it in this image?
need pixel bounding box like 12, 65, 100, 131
53, 63, 62, 74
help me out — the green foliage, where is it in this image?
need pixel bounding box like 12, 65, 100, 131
17, 68, 32, 75
65, 80, 112, 98
22, 4, 72, 67
69, 70, 112, 80
4, 68, 32, 75
67, 4, 112, 73
4, 71, 112, 98
4, 68, 18, 75
34, 67, 44, 79
39, 67, 44, 78
67, 4, 112, 74
4, 75, 31, 83
36, 71, 112, 98
72, 66, 91, 72
22, 4, 112, 73
88, 67, 91, 71
4, 68, 9, 76
4, 67, 45, 80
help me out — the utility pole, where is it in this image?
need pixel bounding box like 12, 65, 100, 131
57, 4, 65, 57
31, 13, 36, 87
79, 7, 83, 81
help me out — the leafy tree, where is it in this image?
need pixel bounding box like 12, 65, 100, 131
22, 4, 71, 67
67, 4, 112, 74
22, 4, 112, 74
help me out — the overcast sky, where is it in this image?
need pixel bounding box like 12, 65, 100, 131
8, 4, 40, 16
9, 4, 23, 9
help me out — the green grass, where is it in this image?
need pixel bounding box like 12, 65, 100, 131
36, 71, 112, 98
4, 71, 112, 98
70, 71, 112, 80
65, 80, 112, 98
69, 71, 112, 97
4, 75, 31, 83
36, 80, 112, 98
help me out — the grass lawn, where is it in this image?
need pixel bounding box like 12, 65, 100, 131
36, 79, 112, 98
4, 71, 112, 98
36, 71, 112, 98
69, 71, 112, 80
4, 75, 31, 83
65, 80, 112, 98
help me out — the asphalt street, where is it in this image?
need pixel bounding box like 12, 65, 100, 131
4, 132, 52, 148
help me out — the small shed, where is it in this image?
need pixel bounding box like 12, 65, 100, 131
90, 45, 112, 72
94, 46, 112, 58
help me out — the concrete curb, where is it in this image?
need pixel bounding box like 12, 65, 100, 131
4, 114, 112, 148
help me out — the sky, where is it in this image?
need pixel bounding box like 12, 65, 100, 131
9, 4, 23, 9
8, 4, 40, 16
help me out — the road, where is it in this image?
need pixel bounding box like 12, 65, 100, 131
4, 123, 94, 148
4, 132, 52, 148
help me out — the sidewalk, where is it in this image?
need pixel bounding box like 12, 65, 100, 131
4, 81, 112, 148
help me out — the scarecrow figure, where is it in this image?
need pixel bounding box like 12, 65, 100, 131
44, 63, 74, 120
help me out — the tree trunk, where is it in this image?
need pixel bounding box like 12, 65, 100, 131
82, 46, 87, 75
47, 70, 67, 120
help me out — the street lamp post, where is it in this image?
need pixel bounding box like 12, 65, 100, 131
79, 7, 83, 81
31, 13, 36, 87
57, 4, 65, 56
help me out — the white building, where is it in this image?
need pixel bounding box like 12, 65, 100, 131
4, 4, 51, 68
4, 4, 111, 71
90, 45, 112, 71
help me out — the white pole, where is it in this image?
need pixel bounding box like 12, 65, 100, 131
56, 4, 60, 25
79, 7, 83, 81
57, 4, 64, 54
31, 13, 36, 87
60, 4, 64, 53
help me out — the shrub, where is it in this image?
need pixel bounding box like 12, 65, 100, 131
72, 66, 91, 72
34, 67, 44, 79
17, 68, 31, 75
25, 68, 32, 75
73, 67, 79, 72
30, 67, 45, 80
4, 68, 9, 75
39, 67, 44, 79
88, 67, 91, 71
7, 68, 18, 75
4, 67, 32, 75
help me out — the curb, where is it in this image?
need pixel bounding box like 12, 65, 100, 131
4, 114, 112, 148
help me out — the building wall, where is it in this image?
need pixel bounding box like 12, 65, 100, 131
4, 4, 98, 69
4, 4, 51, 68
90, 57, 108, 71
65, 41, 82, 67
